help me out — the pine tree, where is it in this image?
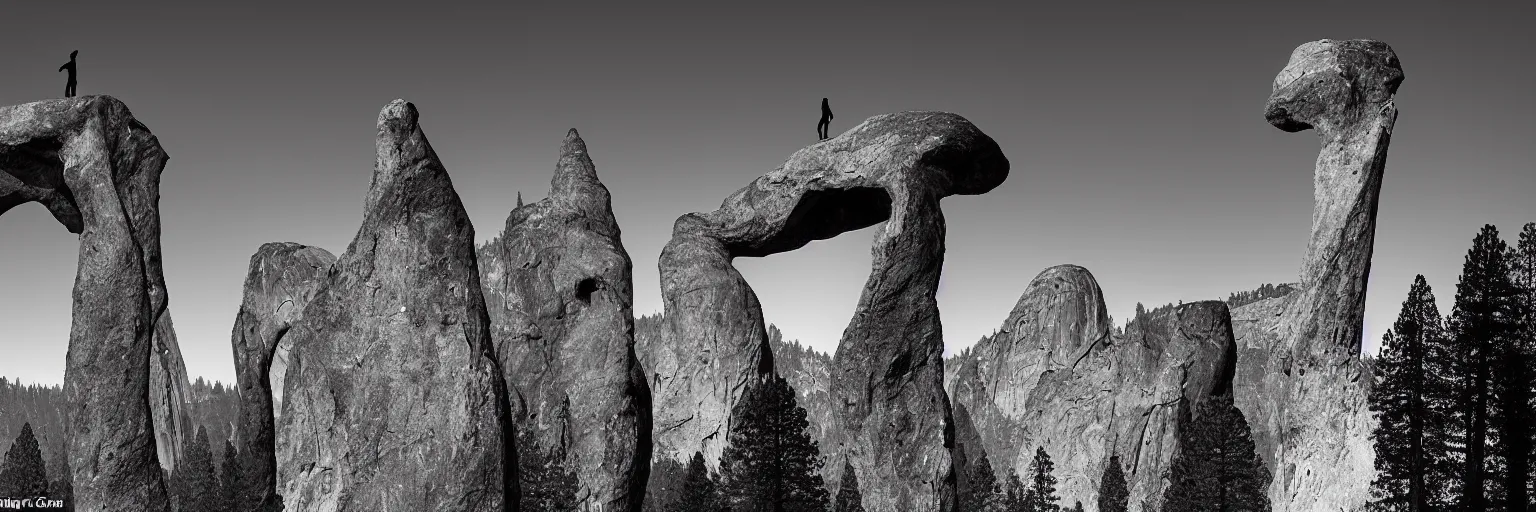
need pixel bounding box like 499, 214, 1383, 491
718, 373, 831, 511
961, 450, 1004, 511
679, 452, 722, 511
1509, 222, 1536, 499
643, 457, 689, 512
1068, 501, 1084, 512
1368, 275, 1456, 511
1163, 394, 1270, 512
516, 191, 524, 208
517, 427, 580, 511
1004, 470, 1027, 512
832, 459, 866, 512
1022, 446, 1061, 512
219, 439, 240, 512
1448, 225, 1522, 510
172, 425, 218, 512
0, 422, 49, 496
1098, 454, 1129, 512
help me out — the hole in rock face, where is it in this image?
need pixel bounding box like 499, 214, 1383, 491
733, 186, 893, 258
732, 186, 893, 361
575, 277, 599, 304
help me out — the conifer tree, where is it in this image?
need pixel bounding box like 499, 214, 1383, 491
718, 373, 831, 511
219, 439, 240, 512
1004, 470, 1027, 512
1368, 275, 1456, 511
1509, 222, 1536, 501
1448, 225, 1522, 510
1163, 394, 1270, 512
1098, 454, 1129, 512
832, 458, 866, 512
960, 450, 1004, 511
173, 425, 218, 512
517, 427, 580, 511
1022, 446, 1061, 512
643, 457, 688, 512
0, 422, 49, 496
679, 452, 722, 511
1068, 501, 1084, 512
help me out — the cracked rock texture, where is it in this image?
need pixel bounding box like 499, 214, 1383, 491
946, 265, 1236, 511
478, 129, 651, 512
274, 100, 514, 512
230, 242, 336, 512
651, 111, 1008, 511
1232, 39, 1402, 512
1, 95, 176, 511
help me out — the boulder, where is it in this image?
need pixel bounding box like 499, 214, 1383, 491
478, 129, 651, 511
947, 265, 1236, 511
653, 111, 1008, 511
1, 95, 175, 511
274, 100, 514, 511
1233, 39, 1402, 512
229, 242, 335, 512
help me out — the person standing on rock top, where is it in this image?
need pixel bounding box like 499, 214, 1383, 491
59, 51, 78, 98
818, 97, 833, 140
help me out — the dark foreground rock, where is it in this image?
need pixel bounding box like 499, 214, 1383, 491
1232, 39, 1402, 512
274, 100, 514, 511
1, 95, 175, 511
478, 129, 650, 511
230, 242, 335, 511
947, 266, 1236, 510
652, 111, 1008, 511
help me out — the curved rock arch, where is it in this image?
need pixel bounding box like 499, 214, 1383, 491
652, 111, 1009, 511
228, 242, 335, 511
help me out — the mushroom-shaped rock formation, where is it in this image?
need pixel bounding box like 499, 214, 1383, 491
1, 95, 183, 511
478, 129, 651, 511
274, 100, 514, 511
947, 265, 1238, 511
652, 111, 1008, 511
229, 242, 335, 512
1233, 39, 1402, 511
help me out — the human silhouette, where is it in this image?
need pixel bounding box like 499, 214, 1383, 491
59, 51, 78, 98
817, 97, 833, 140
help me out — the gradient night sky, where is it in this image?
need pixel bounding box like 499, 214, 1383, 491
2, 1, 1532, 385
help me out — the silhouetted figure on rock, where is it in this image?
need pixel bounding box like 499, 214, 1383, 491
817, 97, 833, 140
59, 51, 78, 98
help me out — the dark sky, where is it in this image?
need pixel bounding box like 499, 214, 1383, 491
2, 1, 1532, 385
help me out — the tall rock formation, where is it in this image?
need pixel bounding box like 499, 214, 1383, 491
274, 100, 514, 511
652, 111, 1008, 511
230, 242, 335, 512
1232, 39, 1402, 511
478, 129, 651, 511
1, 95, 175, 511
150, 310, 195, 473
946, 265, 1237, 511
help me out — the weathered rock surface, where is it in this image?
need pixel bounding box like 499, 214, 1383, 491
1232, 39, 1402, 512
1, 95, 175, 511
274, 100, 514, 511
946, 265, 1237, 511
150, 310, 195, 472
478, 129, 650, 511
230, 242, 335, 512
652, 111, 1008, 511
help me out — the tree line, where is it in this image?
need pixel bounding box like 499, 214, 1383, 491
1369, 222, 1536, 511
